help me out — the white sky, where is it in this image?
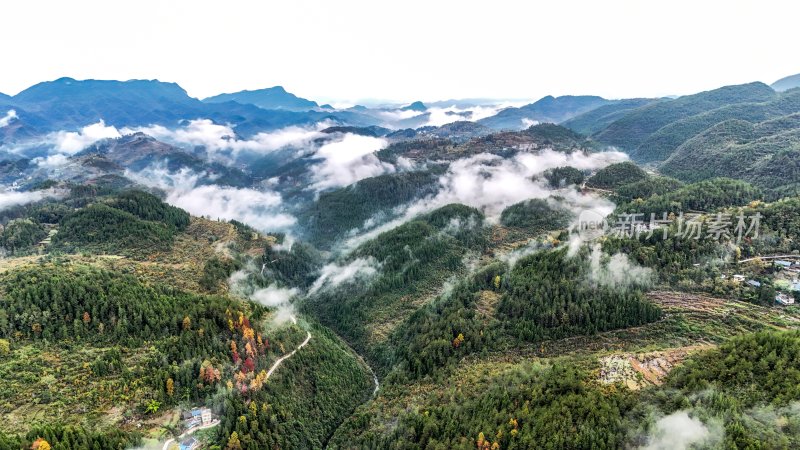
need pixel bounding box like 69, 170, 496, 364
2, 0, 798, 103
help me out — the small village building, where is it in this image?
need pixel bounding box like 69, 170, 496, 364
746, 280, 762, 288
776, 293, 795, 306
200, 408, 213, 425
184, 407, 213, 429
179, 437, 198, 450
733, 274, 746, 283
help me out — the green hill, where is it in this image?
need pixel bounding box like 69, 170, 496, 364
304, 204, 488, 373
563, 98, 662, 136
298, 171, 441, 249
630, 88, 800, 163
585, 161, 648, 189
659, 114, 800, 197
593, 82, 776, 152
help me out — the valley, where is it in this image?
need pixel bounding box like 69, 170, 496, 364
2, 72, 800, 449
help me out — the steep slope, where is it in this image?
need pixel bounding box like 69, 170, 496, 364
659, 114, 800, 197
593, 82, 776, 152
629, 88, 800, 162
202, 86, 318, 110
563, 98, 662, 135
303, 204, 489, 373
298, 171, 441, 249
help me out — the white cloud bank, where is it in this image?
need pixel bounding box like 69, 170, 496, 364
123, 119, 330, 162
343, 149, 626, 250
641, 411, 722, 450
126, 165, 296, 232
51, 120, 121, 154
0, 187, 61, 211
309, 133, 392, 191
308, 257, 380, 295
423, 103, 520, 127
0, 120, 122, 163
227, 267, 300, 326
32, 153, 71, 169
251, 284, 300, 325
375, 102, 524, 128
168, 184, 296, 230
0, 110, 17, 128
588, 243, 654, 289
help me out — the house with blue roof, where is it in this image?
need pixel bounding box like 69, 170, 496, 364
179, 437, 197, 450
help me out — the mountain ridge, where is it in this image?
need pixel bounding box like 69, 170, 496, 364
772, 73, 800, 92
203, 85, 319, 111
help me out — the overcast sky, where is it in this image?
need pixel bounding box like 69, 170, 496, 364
2, 0, 798, 103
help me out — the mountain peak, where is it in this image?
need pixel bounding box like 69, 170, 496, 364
401, 101, 427, 112
202, 86, 317, 111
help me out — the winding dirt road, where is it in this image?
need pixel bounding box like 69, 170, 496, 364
267, 329, 312, 378
161, 316, 311, 449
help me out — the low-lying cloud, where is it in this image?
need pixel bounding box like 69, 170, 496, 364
51, 120, 121, 154
0, 110, 17, 128
343, 149, 626, 251
308, 257, 380, 295
641, 411, 722, 450
521, 118, 539, 129
251, 284, 300, 325
424, 104, 519, 127
123, 119, 329, 163
588, 243, 654, 289
374, 102, 523, 128
228, 267, 299, 326
309, 134, 392, 191
32, 153, 71, 169
168, 184, 297, 230
126, 165, 296, 232
0, 187, 61, 211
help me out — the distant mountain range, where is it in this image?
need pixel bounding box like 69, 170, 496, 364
203, 86, 319, 111
772, 73, 800, 92
0, 78, 362, 139
2, 73, 800, 199
477, 95, 613, 130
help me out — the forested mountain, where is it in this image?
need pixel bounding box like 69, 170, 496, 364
562, 98, 663, 135
298, 171, 441, 248
4, 73, 800, 450
591, 82, 776, 154
80, 132, 255, 186
627, 88, 800, 163
660, 114, 800, 198
557, 81, 800, 199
